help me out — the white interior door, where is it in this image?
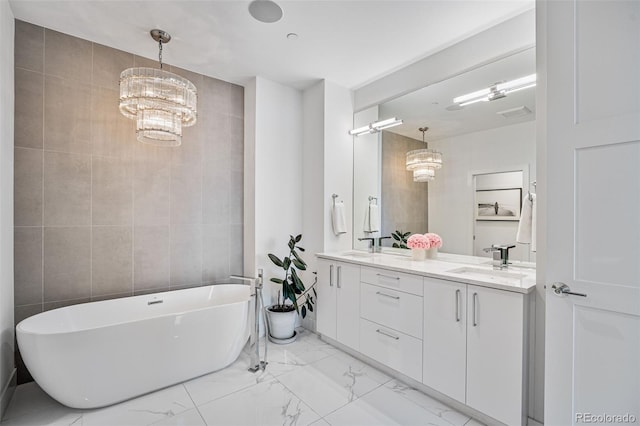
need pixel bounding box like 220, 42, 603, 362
543, 1, 640, 425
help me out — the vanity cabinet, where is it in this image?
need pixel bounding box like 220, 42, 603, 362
423, 278, 467, 403
466, 284, 525, 426
316, 259, 360, 351
423, 278, 526, 426
316, 255, 531, 426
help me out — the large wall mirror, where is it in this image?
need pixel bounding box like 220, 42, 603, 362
353, 47, 536, 263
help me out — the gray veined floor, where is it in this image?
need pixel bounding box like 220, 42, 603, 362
2, 329, 485, 426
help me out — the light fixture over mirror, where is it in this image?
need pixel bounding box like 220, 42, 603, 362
119, 29, 198, 147
349, 117, 403, 136
453, 73, 536, 107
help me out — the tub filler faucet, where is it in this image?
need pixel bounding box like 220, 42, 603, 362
230, 270, 268, 372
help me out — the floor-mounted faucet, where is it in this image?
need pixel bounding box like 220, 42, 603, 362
230, 270, 268, 372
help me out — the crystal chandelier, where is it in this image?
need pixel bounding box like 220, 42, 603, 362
119, 29, 197, 147
405, 127, 443, 182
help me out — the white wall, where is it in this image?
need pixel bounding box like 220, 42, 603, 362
352, 106, 380, 250
322, 81, 354, 253
0, 0, 15, 416
244, 77, 303, 307
428, 121, 536, 262
353, 9, 535, 112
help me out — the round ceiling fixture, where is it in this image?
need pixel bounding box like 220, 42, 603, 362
286, 33, 298, 40
249, 0, 283, 23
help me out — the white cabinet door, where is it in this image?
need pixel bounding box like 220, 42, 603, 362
466, 285, 525, 426
423, 278, 466, 403
316, 259, 337, 340
336, 262, 360, 350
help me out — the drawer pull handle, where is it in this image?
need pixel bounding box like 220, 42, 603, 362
376, 291, 400, 300
376, 273, 400, 281
376, 329, 400, 340
455, 289, 461, 322
473, 292, 479, 327
329, 265, 334, 287
337, 265, 342, 288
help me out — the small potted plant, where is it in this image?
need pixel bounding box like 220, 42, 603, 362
267, 234, 316, 343
391, 230, 411, 249
424, 233, 443, 259
407, 233, 430, 260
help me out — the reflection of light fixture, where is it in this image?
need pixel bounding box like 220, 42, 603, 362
119, 29, 197, 147
453, 74, 536, 107
349, 117, 403, 136
405, 127, 442, 182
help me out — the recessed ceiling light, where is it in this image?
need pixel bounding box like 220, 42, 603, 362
248, 0, 283, 23
286, 33, 298, 40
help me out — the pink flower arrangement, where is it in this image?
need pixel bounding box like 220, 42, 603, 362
424, 233, 443, 249
407, 234, 431, 249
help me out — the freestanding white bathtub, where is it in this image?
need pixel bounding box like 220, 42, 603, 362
16, 284, 250, 409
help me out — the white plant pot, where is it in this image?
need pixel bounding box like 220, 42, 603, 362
265, 306, 297, 340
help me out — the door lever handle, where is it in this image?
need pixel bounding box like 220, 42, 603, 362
552, 283, 587, 297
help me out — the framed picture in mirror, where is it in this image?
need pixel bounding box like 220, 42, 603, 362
475, 188, 522, 221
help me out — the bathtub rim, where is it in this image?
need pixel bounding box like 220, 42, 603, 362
16, 283, 251, 337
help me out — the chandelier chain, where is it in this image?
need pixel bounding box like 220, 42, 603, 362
158, 39, 163, 69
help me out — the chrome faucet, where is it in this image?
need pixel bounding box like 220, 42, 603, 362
230, 270, 267, 372
483, 244, 515, 269
375, 236, 391, 253
358, 237, 375, 253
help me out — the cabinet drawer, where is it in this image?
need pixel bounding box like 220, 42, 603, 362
360, 283, 423, 339
360, 267, 423, 296
360, 318, 422, 382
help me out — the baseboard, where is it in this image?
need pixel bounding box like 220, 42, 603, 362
528, 418, 543, 426
0, 368, 16, 420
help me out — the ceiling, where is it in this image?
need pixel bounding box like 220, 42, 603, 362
380, 47, 536, 142
9, 0, 533, 90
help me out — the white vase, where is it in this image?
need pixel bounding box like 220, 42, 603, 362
265, 306, 297, 340
411, 248, 426, 260
426, 247, 438, 259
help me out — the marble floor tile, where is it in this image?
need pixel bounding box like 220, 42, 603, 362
2, 382, 61, 421
464, 419, 486, 426
384, 380, 471, 426
183, 352, 271, 406
79, 384, 194, 426
265, 339, 335, 377
197, 378, 320, 426
277, 351, 390, 417
0, 405, 81, 426
324, 385, 456, 426
150, 408, 206, 426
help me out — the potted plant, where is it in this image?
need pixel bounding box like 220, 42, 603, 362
267, 234, 316, 343
391, 230, 411, 249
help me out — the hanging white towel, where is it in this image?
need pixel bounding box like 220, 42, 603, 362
332, 201, 347, 235
531, 194, 537, 252
516, 193, 536, 252
364, 204, 380, 233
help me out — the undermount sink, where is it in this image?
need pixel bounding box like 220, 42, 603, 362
446, 267, 527, 280
341, 251, 378, 258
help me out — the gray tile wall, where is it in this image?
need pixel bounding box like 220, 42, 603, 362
13, 21, 244, 383
381, 131, 429, 244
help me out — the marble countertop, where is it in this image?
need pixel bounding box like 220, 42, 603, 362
316, 250, 537, 294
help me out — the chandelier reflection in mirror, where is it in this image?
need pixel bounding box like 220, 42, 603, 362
405, 127, 443, 182
119, 29, 197, 147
